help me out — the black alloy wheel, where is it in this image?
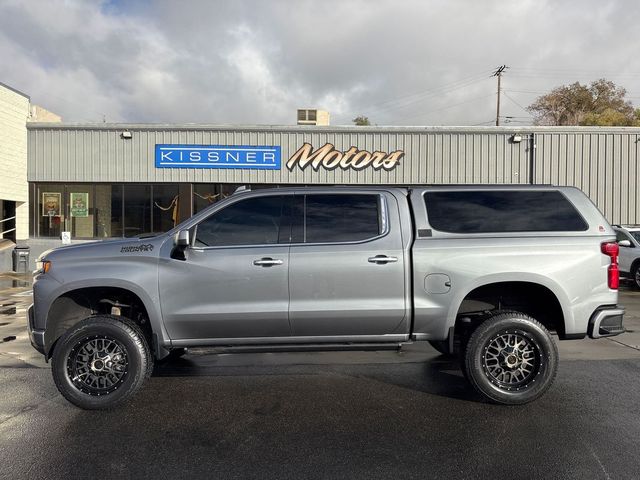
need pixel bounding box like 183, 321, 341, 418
463, 311, 558, 405
51, 315, 152, 410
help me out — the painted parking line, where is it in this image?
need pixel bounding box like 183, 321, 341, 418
11, 290, 33, 297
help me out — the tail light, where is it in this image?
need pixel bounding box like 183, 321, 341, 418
601, 242, 619, 289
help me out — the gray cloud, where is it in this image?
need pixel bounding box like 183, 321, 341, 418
1, 0, 639, 126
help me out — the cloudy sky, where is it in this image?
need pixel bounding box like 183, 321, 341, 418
1, 0, 639, 126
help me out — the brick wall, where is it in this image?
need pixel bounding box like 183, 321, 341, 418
0, 85, 29, 241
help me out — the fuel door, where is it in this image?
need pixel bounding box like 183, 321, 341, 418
425, 273, 451, 294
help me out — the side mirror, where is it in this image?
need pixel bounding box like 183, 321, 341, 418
171, 230, 190, 261
175, 230, 190, 247
618, 240, 632, 248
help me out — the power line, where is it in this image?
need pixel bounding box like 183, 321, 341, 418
393, 93, 494, 124
470, 119, 497, 126
510, 67, 640, 78
502, 91, 532, 116
333, 69, 496, 124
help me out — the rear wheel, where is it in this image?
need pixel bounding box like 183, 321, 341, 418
463, 311, 558, 405
51, 315, 152, 410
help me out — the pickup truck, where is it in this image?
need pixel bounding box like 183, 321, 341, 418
28, 185, 625, 409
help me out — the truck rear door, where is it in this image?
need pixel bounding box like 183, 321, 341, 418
288, 191, 408, 339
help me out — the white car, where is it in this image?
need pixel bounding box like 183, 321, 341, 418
614, 225, 640, 289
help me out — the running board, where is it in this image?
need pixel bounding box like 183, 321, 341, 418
187, 342, 411, 355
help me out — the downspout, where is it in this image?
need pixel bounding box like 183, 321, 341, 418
529, 132, 536, 185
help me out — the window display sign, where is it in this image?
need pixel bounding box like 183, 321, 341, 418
42, 192, 61, 217
70, 192, 89, 217
155, 144, 281, 170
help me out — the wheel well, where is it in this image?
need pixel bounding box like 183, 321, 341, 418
47, 287, 153, 358
455, 281, 565, 338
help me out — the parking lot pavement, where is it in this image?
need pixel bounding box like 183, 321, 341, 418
1, 275, 640, 479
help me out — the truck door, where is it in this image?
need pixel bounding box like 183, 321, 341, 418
158, 194, 292, 340
288, 192, 407, 338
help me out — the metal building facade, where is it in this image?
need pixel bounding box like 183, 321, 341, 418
27, 123, 640, 224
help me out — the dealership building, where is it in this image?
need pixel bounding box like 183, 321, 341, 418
5, 120, 637, 266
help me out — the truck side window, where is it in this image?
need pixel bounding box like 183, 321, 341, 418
303, 194, 381, 243
424, 190, 588, 233
194, 196, 286, 247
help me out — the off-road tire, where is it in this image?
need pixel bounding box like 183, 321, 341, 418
463, 311, 558, 405
51, 315, 152, 410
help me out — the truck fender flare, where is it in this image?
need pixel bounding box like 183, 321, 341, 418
43, 278, 169, 356
444, 273, 572, 333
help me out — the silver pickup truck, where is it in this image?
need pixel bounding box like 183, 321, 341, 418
28, 185, 625, 409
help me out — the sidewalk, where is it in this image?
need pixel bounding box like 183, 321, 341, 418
0, 272, 40, 368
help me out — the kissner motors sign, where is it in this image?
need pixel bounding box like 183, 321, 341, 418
286, 143, 404, 171
155, 144, 281, 169
154, 143, 403, 171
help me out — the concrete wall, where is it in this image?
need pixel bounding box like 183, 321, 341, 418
29, 104, 62, 123
0, 84, 30, 241
0, 240, 14, 273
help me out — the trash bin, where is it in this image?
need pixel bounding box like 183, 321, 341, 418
12, 245, 30, 274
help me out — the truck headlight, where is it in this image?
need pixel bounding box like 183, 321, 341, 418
35, 260, 51, 274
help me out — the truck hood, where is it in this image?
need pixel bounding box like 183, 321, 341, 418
38, 236, 168, 263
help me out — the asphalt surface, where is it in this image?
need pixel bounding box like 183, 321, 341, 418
1, 274, 640, 479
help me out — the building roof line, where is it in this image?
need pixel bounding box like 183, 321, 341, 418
0, 81, 30, 100
25, 122, 640, 134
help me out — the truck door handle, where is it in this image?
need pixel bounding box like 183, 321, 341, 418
368, 255, 398, 264
253, 257, 284, 267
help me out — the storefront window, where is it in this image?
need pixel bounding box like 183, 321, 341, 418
37, 184, 65, 238
68, 185, 94, 238
123, 185, 151, 237
193, 184, 240, 214
30, 183, 283, 238
96, 184, 123, 238
152, 184, 180, 233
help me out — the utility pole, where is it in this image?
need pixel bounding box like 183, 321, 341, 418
493, 65, 508, 126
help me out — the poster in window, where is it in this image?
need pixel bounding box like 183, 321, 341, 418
70, 192, 89, 217
42, 192, 61, 217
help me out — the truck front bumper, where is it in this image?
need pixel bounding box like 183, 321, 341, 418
588, 306, 625, 339
27, 304, 46, 355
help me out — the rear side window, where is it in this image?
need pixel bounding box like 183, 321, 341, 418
424, 190, 588, 233
301, 194, 382, 243
195, 196, 286, 247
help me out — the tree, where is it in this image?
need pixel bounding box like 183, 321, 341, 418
527, 79, 639, 126
352, 115, 371, 126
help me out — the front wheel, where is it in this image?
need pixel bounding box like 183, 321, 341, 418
463, 311, 558, 405
51, 315, 152, 410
